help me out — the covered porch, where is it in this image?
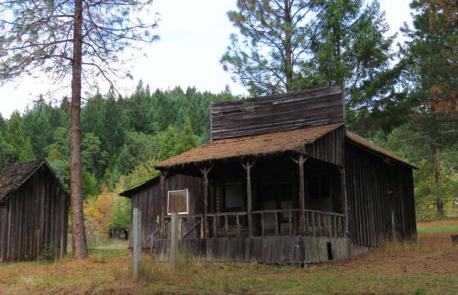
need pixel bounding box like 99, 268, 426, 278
161, 154, 347, 240
151, 124, 350, 264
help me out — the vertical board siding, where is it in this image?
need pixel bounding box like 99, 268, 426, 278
345, 142, 416, 247
305, 126, 345, 166
0, 166, 69, 262
211, 87, 344, 140
130, 174, 203, 248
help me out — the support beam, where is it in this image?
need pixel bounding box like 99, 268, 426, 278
339, 167, 349, 237
199, 165, 213, 239
242, 160, 255, 238
292, 155, 307, 235
159, 171, 168, 239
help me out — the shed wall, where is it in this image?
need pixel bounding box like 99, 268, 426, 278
0, 167, 68, 262
345, 142, 417, 247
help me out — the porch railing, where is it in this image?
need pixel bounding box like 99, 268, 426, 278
253, 209, 345, 238
161, 209, 345, 239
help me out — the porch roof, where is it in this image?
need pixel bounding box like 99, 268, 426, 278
155, 123, 343, 169
155, 123, 415, 170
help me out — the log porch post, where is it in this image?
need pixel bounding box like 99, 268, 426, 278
242, 160, 255, 238
199, 165, 213, 239
292, 155, 307, 235
159, 171, 168, 239
339, 166, 349, 237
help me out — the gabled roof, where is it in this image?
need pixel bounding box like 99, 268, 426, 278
155, 123, 343, 169
0, 160, 65, 202
346, 131, 415, 168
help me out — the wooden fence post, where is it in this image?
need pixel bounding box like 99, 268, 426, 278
132, 208, 141, 279
170, 213, 180, 270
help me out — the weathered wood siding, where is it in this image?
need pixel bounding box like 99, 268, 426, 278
0, 166, 68, 262
304, 125, 345, 166
130, 174, 202, 246
211, 87, 344, 140
151, 236, 349, 264
345, 142, 417, 247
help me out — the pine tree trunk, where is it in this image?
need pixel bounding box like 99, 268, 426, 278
434, 145, 444, 217
284, 0, 293, 92
70, 0, 88, 259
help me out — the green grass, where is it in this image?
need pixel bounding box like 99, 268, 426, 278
1, 235, 458, 294
417, 225, 458, 234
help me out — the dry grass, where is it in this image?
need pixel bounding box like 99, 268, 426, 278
1, 233, 458, 294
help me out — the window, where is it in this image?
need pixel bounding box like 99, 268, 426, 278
167, 189, 189, 215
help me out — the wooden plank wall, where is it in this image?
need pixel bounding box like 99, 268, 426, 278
130, 174, 203, 247
304, 125, 345, 166
211, 87, 344, 140
0, 166, 68, 262
151, 236, 350, 264
345, 142, 417, 247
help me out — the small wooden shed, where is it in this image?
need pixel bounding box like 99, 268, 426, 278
0, 160, 69, 262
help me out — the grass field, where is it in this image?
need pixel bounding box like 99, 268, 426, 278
417, 218, 458, 234
1, 220, 457, 294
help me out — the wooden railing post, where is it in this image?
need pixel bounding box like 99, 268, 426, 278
242, 160, 255, 238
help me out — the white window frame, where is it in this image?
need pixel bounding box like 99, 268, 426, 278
167, 189, 189, 215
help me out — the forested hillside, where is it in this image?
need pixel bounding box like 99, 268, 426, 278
0, 84, 235, 233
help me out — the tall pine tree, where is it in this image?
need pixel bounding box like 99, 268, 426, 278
221, 0, 313, 95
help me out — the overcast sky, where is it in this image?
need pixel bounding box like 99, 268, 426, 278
0, 0, 412, 119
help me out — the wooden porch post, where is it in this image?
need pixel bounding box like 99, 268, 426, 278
159, 171, 168, 239
199, 165, 213, 239
339, 167, 349, 237
292, 155, 307, 235
242, 160, 255, 238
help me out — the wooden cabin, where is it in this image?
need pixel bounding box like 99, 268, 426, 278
0, 160, 69, 262
121, 87, 416, 264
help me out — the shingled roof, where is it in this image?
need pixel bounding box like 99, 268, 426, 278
155, 123, 343, 169
346, 131, 414, 168
154, 124, 414, 170
0, 160, 46, 202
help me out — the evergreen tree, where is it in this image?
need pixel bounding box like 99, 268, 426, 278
402, 0, 457, 107
3, 112, 35, 163
221, 0, 313, 95
400, 0, 458, 216
308, 0, 403, 134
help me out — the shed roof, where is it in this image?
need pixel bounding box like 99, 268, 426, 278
0, 160, 67, 203
0, 160, 44, 202
346, 131, 415, 168
119, 176, 160, 198
155, 123, 343, 169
